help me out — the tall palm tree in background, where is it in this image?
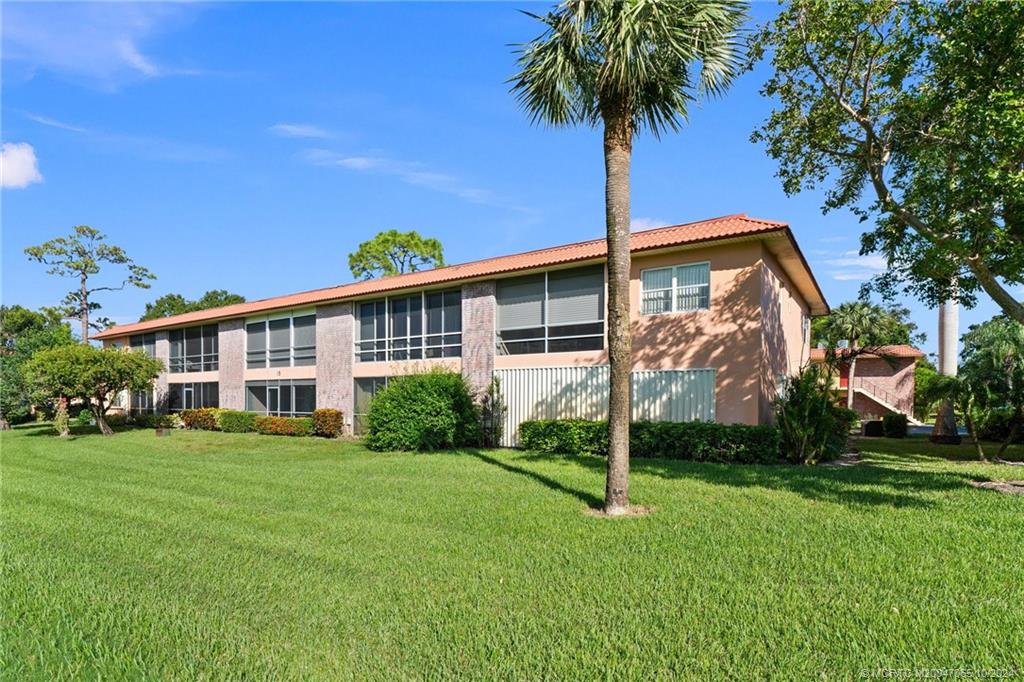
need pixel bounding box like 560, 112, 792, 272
511, 0, 746, 514
824, 302, 876, 409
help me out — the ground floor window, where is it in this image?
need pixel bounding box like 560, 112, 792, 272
353, 377, 390, 434
168, 382, 219, 412
129, 389, 155, 415
245, 380, 315, 417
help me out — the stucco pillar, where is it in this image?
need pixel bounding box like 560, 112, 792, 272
316, 302, 354, 432
154, 331, 170, 412
461, 281, 496, 396
218, 319, 245, 410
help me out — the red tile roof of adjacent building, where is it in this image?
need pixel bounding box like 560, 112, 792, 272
809, 345, 926, 361
94, 214, 827, 340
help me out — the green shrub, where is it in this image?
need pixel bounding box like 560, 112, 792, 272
218, 410, 259, 433
519, 419, 782, 463
976, 409, 1024, 443
75, 410, 93, 427
181, 408, 218, 431
312, 409, 344, 438
882, 413, 909, 438
105, 413, 128, 428
775, 365, 851, 464
254, 415, 313, 437
365, 370, 480, 451
131, 413, 177, 429
519, 419, 607, 455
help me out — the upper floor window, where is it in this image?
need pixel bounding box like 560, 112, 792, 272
496, 265, 604, 355
129, 332, 156, 358
640, 262, 710, 315
246, 312, 316, 369
356, 289, 461, 362
169, 325, 218, 373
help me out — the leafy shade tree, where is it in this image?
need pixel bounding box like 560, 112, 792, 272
140, 289, 246, 321
511, 0, 746, 514
348, 230, 444, 280
750, 1, 1024, 324
25, 225, 155, 342
0, 306, 75, 429
812, 301, 925, 348
26, 345, 163, 436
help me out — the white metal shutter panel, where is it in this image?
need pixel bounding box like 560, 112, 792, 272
547, 266, 603, 325
496, 275, 545, 329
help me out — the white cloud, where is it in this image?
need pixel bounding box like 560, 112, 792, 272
823, 250, 888, 281
818, 235, 848, 244
1, 142, 43, 189
2, 3, 205, 88
302, 149, 523, 210
269, 123, 332, 139
630, 217, 667, 231
25, 112, 228, 163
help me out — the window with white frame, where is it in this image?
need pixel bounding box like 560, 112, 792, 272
245, 380, 316, 417
129, 332, 156, 358
129, 389, 155, 415
169, 325, 219, 372
496, 265, 605, 355
167, 382, 219, 411
246, 312, 316, 369
640, 262, 710, 315
356, 289, 461, 362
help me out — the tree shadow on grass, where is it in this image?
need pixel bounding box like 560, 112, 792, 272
462, 449, 603, 509
512, 452, 977, 510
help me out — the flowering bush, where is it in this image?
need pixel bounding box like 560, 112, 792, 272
312, 409, 344, 438
181, 408, 218, 431
254, 415, 314, 437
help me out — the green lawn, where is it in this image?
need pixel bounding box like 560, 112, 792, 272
3, 424, 1023, 679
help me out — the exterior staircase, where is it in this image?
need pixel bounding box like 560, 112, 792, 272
848, 376, 924, 426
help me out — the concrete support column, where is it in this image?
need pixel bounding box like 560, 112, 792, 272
316, 303, 354, 432
461, 282, 496, 397
154, 331, 170, 412
218, 319, 245, 410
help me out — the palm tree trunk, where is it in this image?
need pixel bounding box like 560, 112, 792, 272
601, 102, 633, 515
846, 343, 857, 411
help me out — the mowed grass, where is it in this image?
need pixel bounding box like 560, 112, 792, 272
3, 424, 1023, 679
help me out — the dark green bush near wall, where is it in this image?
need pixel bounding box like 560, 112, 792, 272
218, 410, 259, 433
882, 413, 909, 438
365, 370, 481, 451
518, 419, 782, 463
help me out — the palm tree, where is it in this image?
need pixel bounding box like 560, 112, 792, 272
823, 302, 876, 409
511, 0, 746, 514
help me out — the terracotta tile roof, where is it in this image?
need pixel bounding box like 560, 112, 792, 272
809, 345, 926, 361
94, 213, 822, 339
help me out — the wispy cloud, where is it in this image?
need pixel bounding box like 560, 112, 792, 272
823, 251, 888, 282
25, 112, 228, 163
303, 149, 525, 210
269, 123, 333, 139
1, 142, 44, 189
630, 217, 667, 231
2, 3, 207, 89
818, 235, 848, 244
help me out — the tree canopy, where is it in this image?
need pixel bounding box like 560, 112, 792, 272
812, 301, 925, 348
348, 230, 444, 280
140, 290, 246, 322
751, 0, 1024, 323
25, 345, 163, 436
25, 225, 156, 340
0, 306, 75, 427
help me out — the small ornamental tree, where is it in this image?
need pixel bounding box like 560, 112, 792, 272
26, 345, 163, 436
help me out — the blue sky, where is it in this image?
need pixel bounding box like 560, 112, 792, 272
1, 2, 1006, 355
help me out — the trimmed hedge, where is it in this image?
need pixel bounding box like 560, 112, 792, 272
366, 370, 480, 451
181, 408, 218, 431
254, 415, 313, 437
312, 409, 344, 438
882, 413, 909, 438
218, 410, 259, 433
519, 419, 783, 463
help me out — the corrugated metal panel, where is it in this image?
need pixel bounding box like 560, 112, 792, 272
494, 366, 715, 446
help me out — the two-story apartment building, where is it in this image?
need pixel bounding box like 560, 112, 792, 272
95, 214, 829, 444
